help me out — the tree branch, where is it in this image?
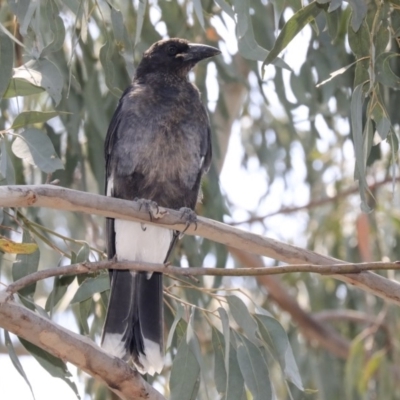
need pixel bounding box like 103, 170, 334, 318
6, 259, 400, 296
0, 291, 165, 400
1, 185, 400, 306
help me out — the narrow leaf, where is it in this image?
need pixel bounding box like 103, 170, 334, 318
11, 111, 61, 129
12, 233, 40, 299
235, 333, 272, 400
347, 0, 367, 31
167, 303, 184, 350
70, 274, 110, 304
263, 2, 324, 68
135, 0, 147, 46
170, 336, 200, 400
0, 140, 16, 184
256, 314, 303, 390
193, 0, 205, 29
212, 328, 227, 395
227, 296, 259, 344
0, 32, 14, 101
4, 330, 36, 400
19, 338, 80, 399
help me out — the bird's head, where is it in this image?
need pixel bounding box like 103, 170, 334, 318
136, 38, 221, 79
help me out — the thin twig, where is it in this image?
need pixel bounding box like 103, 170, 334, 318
6, 259, 400, 296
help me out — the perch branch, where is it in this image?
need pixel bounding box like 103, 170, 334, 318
0, 291, 165, 400
1, 185, 400, 306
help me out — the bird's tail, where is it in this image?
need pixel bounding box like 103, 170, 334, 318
101, 269, 164, 375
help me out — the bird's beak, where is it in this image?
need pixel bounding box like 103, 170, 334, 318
180, 43, 221, 62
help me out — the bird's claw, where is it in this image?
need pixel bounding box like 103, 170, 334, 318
134, 198, 167, 221
178, 207, 197, 239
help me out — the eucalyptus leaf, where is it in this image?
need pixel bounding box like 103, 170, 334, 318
0, 140, 16, 185
11, 128, 64, 174
166, 303, 184, 350
135, 0, 147, 46
70, 274, 110, 304
18, 338, 80, 399
263, 2, 324, 69
0, 32, 14, 101
11, 111, 61, 129
235, 333, 272, 400
227, 296, 260, 344
170, 335, 200, 400
4, 330, 36, 400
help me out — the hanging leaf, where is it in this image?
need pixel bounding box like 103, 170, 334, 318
235, 333, 272, 400
12, 232, 40, 299
170, 335, 201, 400
18, 338, 80, 399
0, 140, 16, 185
70, 274, 110, 304
256, 314, 303, 390
135, 0, 148, 46
11, 111, 61, 130
212, 328, 227, 395
4, 330, 36, 400
167, 303, 184, 350
12, 128, 64, 174
0, 32, 14, 101
193, 0, 205, 29
347, 0, 368, 31
227, 295, 260, 344
263, 2, 325, 69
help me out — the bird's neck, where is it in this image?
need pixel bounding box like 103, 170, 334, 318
135, 71, 190, 87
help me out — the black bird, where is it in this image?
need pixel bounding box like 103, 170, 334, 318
101, 38, 220, 375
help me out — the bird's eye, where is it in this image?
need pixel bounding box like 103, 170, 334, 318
168, 45, 178, 56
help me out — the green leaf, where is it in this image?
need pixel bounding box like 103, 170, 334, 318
167, 303, 184, 350
135, 0, 147, 46
75, 243, 90, 263
347, 0, 367, 31
27, 59, 64, 105
110, 7, 135, 79
45, 274, 76, 313
41, 1, 66, 56
99, 41, 123, 97
263, 2, 324, 68
12, 233, 40, 299
170, 335, 201, 400
3, 77, 45, 98
0, 139, 16, 185
212, 328, 227, 395
375, 52, 400, 89
70, 274, 110, 304
11, 111, 61, 129
351, 83, 372, 212
234, 0, 290, 70
256, 314, 303, 390
4, 330, 36, 400
12, 128, 64, 174
193, 0, 205, 29
227, 296, 259, 344
235, 333, 272, 400
226, 337, 246, 400
0, 32, 14, 101
18, 338, 80, 399
218, 307, 230, 384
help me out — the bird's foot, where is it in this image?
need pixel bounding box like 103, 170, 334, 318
178, 207, 197, 239
134, 198, 167, 221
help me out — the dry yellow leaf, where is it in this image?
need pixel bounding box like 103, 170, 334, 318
0, 239, 38, 254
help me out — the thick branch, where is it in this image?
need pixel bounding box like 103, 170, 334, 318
1, 185, 400, 306
6, 259, 400, 296
0, 291, 165, 400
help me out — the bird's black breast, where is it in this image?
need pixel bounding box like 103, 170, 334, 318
107, 76, 211, 210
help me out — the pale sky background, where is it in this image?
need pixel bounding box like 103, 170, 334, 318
0, 6, 346, 400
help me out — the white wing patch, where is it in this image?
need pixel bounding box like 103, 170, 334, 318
106, 175, 114, 197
